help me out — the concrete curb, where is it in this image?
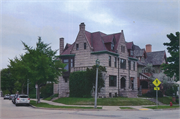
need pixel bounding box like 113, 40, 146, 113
29, 104, 103, 111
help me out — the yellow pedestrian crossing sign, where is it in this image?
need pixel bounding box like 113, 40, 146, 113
153, 78, 161, 87
154, 87, 160, 90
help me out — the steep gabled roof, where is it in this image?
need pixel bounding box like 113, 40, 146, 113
61, 30, 122, 55
134, 45, 141, 50
126, 42, 134, 50
61, 43, 74, 55
145, 51, 166, 65
134, 49, 146, 57
91, 32, 107, 51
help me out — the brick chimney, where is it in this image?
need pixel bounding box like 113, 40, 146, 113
79, 22, 85, 31
59, 38, 64, 55
146, 44, 152, 52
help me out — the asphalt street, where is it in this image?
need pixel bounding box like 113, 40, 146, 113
1, 97, 180, 119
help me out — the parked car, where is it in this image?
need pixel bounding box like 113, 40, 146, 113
15, 94, 30, 106
4, 94, 10, 100
9, 94, 15, 100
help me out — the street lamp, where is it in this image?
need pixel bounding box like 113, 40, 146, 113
176, 81, 180, 107
94, 59, 100, 108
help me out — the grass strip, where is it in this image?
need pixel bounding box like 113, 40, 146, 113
120, 107, 135, 109
158, 97, 178, 104
30, 100, 102, 109
53, 97, 155, 106
144, 105, 180, 109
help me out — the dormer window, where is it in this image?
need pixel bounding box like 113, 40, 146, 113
111, 42, 114, 50
130, 50, 134, 56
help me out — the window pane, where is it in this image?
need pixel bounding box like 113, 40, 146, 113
64, 63, 69, 71
84, 43, 86, 49
76, 44, 79, 50
109, 75, 117, 86
64, 59, 68, 62
64, 59, 69, 71
114, 57, 116, 67
19, 96, 28, 98
120, 59, 126, 69
109, 56, 111, 66
71, 59, 73, 67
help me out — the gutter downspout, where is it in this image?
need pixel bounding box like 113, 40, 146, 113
118, 57, 120, 96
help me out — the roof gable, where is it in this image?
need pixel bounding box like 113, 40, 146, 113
145, 51, 166, 65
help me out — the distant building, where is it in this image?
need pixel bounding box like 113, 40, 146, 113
54, 23, 138, 98
126, 42, 169, 94
54, 22, 170, 98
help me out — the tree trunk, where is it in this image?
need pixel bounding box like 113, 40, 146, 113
21, 83, 24, 94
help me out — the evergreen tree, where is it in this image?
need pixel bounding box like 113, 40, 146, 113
162, 32, 179, 81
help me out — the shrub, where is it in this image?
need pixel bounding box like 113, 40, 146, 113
69, 71, 92, 98
145, 90, 163, 97
165, 85, 178, 96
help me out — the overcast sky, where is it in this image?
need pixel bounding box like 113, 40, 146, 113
0, 0, 179, 69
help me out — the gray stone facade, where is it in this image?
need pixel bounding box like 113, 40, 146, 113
54, 23, 138, 98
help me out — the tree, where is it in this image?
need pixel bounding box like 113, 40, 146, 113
1, 68, 16, 94
22, 37, 65, 103
86, 65, 106, 94
8, 55, 28, 94
161, 32, 179, 81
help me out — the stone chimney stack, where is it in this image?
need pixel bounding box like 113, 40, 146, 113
146, 44, 152, 52
79, 22, 85, 31
59, 38, 64, 55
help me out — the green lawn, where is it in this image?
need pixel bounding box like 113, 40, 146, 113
53, 97, 155, 106
44, 97, 52, 101
30, 100, 102, 109
158, 97, 178, 104
120, 107, 135, 109
144, 105, 180, 109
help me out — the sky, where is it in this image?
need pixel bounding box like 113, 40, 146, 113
0, 0, 179, 69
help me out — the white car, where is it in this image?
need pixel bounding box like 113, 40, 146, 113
15, 94, 30, 106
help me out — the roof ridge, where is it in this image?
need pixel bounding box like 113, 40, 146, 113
147, 50, 165, 53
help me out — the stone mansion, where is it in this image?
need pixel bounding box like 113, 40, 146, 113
54, 23, 167, 98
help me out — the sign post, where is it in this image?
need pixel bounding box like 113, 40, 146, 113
35, 84, 38, 104
153, 78, 161, 108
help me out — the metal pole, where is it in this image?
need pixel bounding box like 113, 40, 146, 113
94, 67, 98, 108
179, 86, 180, 108
27, 79, 29, 95
156, 89, 158, 108
36, 84, 37, 104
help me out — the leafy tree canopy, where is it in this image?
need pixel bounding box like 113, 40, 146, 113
162, 32, 179, 81
1, 68, 16, 94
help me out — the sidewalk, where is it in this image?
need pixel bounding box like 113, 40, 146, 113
30, 99, 154, 111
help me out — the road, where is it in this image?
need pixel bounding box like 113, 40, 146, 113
0, 97, 180, 119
